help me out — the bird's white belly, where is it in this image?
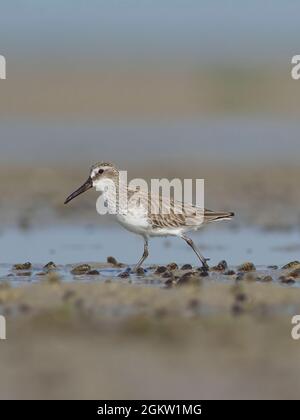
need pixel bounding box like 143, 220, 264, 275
116, 212, 150, 235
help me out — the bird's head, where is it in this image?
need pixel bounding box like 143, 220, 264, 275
64, 162, 119, 204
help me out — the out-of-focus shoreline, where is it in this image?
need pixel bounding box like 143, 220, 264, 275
1, 162, 299, 230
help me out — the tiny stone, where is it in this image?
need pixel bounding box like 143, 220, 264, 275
288, 268, 300, 278
36, 271, 46, 276
237, 262, 256, 272
135, 267, 145, 276
71, 264, 91, 275
13, 262, 32, 270
261, 275, 273, 282
181, 264, 193, 270
155, 266, 167, 274
211, 260, 228, 271
118, 271, 130, 278
282, 261, 300, 270
107, 256, 118, 265
279, 276, 295, 285
167, 262, 178, 271
43, 261, 57, 270
267, 265, 278, 270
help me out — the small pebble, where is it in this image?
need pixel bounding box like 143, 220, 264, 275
167, 262, 178, 271
118, 271, 130, 278
13, 262, 32, 270
211, 260, 228, 271
135, 267, 145, 276
43, 261, 57, 271
288, 268, 300, 278
155, 266, 167, 274
107, 256, 118, 265
181, 264, 193, 270
282, 261, 300, 270
267, 265, 278, 270
261, 275, 273, 282
71, 264, 91, 275
237, 262, 256, 272
279, 276, 295, 285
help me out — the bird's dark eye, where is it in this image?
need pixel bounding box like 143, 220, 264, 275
98, 169, 104, 175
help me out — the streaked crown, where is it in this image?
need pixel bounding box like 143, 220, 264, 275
90, 161, 119, 182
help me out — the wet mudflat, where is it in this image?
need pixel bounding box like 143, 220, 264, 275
1, 259, 300, 399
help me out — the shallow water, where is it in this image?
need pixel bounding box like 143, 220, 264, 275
0, 224, 299, 267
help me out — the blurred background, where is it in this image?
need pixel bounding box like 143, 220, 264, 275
1, 1, 300, 261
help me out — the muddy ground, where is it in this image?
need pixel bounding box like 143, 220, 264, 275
1, 261, 300, 399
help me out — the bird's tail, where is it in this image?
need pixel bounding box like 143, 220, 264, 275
204, 210, 235, 223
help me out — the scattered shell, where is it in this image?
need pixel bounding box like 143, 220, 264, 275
71, 264, 91, 275
211, 260, 228, 271
13, 262, 32, 270
282, 261, 300, 270
237, 262, 256, 272
181, 264, 193, 270
167, 262, 178, 271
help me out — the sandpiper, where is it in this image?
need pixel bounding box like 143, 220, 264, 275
64, 162, 234, 271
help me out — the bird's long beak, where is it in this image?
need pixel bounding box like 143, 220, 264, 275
64, 177, 93, 204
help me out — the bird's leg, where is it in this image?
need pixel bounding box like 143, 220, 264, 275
181, 234, 209, 271
133, 237, 149, 272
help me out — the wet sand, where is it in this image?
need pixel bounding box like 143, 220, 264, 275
0, 272, 300, 399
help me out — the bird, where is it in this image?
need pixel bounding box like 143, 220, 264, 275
64, 162, 234, 271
